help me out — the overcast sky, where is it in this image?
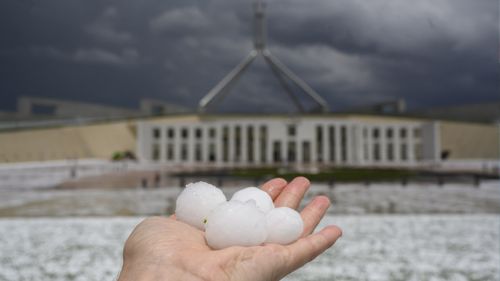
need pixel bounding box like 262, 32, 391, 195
0, 0, 498, 113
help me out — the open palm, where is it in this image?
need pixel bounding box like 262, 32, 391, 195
118, 177, 342, 281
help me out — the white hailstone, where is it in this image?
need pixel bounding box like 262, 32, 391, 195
205, 200, 268, 249
175, 181, 227, 230
230, 187, 274, 213
265, 207, 304, 245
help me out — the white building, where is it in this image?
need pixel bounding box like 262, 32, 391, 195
137, 114, 441, 168
133, 2, 440, 169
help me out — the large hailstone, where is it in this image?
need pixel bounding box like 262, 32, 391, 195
175, 181, 227, 230
265, 207, 304, 245
230, 187, 274, 213
205, 201, 268, 249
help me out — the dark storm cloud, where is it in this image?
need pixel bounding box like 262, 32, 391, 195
265, 0, 499, 108
0, 0, 497, 113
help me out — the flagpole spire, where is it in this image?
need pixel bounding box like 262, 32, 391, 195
198, 1, 330, 113
253, 0, 266, 52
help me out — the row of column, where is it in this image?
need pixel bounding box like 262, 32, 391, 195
144, 122, 420, 166
360, 125, 419, 164
149, 124, 268, 165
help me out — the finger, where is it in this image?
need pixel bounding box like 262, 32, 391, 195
260, 178, 288, 200
285, 225, 342, 271
300, 196, 331, 237
274, 177, 310, 209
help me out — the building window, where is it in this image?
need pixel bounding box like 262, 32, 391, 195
167, 128, 175, 139
247, 126, 254, 163
260, 126, 267, 163
153, 128, 161, 139
287, 141, 296, 162
386, 128, 393, 139
373, 128, 380, 139
387, 143, 394, 161
288, 125, 296, 136
302, 141, 311, 163
413, 128, 421, 138
167, 144, 174, 160
373, 143, 380, 161
209, 143, 216, 162
441, 150, 450, 160
222, 126, 229, 162
341, 126, 347, 162
235, 126, 241, 162
195, 143, 202, 161
316, 125, 323, 162
152, 143, 160, 161
273, 141, 282, 163
181, 143, 188, 160
401, 143, 407, 161
209, 128, 216, 139
400, 128, 407, 139
195, 128, 202, 139
328, 126, 335, 161
181, 128, 188, 139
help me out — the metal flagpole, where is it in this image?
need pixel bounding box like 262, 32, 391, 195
198, 0, 330, 113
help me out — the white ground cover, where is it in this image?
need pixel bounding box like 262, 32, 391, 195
0, 160, 150, 190
0, 181, 498, 216
0, 215, 498, 281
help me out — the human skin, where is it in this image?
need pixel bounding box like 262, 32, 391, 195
117, 177, 342, 281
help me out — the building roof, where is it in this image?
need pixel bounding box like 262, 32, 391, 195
410, 101, 500, 123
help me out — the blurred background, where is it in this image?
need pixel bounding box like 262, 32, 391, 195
0, 0, 499, 280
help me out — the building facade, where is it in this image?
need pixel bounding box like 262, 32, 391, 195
0, 113, 498, 168
137, 115, 441, 168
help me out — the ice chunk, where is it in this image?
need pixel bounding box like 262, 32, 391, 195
175, 181, 226, 230
230, 187, 274, 213
265, 207, 303, 245
205, 200, 268, 249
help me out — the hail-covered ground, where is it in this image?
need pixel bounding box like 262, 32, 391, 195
0, 215, 498, 281
1, 181, 499, 216
0, 181, 499, 281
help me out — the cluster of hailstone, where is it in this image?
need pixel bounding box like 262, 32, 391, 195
175, 181, 304, 249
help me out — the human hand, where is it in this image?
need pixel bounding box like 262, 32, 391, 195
117, 177, 342, 281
